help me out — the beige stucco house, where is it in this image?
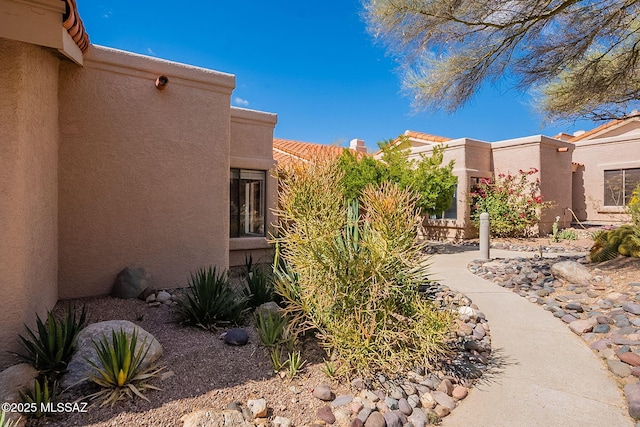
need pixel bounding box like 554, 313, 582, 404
384, 118, 640, 239
0, 0, 277, 368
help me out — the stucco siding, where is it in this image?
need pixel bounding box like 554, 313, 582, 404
58, 46, 236, 298
572, 136, 640, 224
229, 107, 277, 266
0, 40, 59, 368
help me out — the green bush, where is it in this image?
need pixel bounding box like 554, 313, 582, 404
470, 168, 552, 237
19, 377, 56, 418
176, 267, 247, 330
274, 158, 453, 376
16, 306, 87, 377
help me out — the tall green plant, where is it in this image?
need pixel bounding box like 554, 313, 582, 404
176, 266, 247, 330
274, 159, 453, 376
16, 306, 87, 376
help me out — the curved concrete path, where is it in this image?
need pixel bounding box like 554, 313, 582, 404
434, 247, 633, 427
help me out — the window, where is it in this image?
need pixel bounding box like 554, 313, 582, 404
230, 169, 265, 237
604, 168, 640, 206
429, 182, 458, 220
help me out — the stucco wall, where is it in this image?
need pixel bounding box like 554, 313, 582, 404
58, 46, 236, 298
491, 136, 573, 234
0, 40, 59, 368
229, 107, 278, 266
572, 136, 640, 224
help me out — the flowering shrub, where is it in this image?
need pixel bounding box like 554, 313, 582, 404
469, 168, 552, 237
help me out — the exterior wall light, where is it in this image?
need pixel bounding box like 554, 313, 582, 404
155, 76, 169, 90
557, 147, 569, 152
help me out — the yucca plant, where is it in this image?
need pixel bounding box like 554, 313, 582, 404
255, 311, 288, 348
19, 376, 56, 418
286, 351, 307, 379
176, 266, 247, 330
85, 328, 162, 407
16, 305, 87, 376
242, 264, 275, 309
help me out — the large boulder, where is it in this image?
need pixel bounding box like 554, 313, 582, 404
550, 261, 592, 285
0, 363, 38, 426
61, 320, 162, 389
112, 266, 154, 299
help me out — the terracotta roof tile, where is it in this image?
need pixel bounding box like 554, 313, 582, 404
570, 112, 640, 142
402, 130, 452, 143
63, 0, 89, 53
273, 138, 355, 167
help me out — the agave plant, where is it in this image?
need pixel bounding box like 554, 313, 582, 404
85, 328, 162, 407
242, 256, 275, 309
254, 311, 288, 348
16, 305, 87, 376
176, 266, 247, 330
19, 376, 56, 418
0, 410, 21, 427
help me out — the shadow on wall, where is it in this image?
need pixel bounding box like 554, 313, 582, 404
572, 165, 588, 221
422, 220, 467, 242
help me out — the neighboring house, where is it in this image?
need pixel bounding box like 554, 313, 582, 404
380, 119, 640, 239
273, 138, 367, 166
0, 0, 276, 368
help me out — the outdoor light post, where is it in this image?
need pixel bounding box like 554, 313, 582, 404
479, 212, 490, 260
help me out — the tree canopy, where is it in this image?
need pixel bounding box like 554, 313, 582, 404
338, 138, 457, 216
363, 0, 640, 122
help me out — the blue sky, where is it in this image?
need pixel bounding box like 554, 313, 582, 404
77, 0, 600, 151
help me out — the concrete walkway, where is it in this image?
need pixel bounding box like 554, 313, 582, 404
434, 247, 633, 427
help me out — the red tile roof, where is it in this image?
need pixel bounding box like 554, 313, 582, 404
570, 112, 640, 142
402, 130, 452, 143
273, 138, 352, 167
62, 0, 89, 53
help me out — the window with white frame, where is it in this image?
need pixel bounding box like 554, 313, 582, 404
230, 169, 265, 237
604, 168, 640, 206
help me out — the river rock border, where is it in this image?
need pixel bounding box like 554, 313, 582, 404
468, 255, 640, 420
179, 283, 492, 427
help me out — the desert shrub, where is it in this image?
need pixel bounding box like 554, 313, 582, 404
85, 328, 163, 406
16, 306, 87, 377
176, 267, 247, 330
470, 168, 552, 237
241, 256, 275, 309
590, 225, 640, 262
273, 158, 453, 376
19, 377, 57, 419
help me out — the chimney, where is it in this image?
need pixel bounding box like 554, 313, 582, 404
349, 138, 367, 154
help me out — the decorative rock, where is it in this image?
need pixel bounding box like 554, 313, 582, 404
385, 396, 399, 410
350, 419, 364, 427
625, 383, 640, 418
407, 394, 420, 408
156, 290, 172, 303
364, 411, 385, 427
314, 385, 335, 401
568, 319, 594, 335
62, 320, 162, 389
351, 378, 366, 390
408, 408, 428, 427
608, 359, 633, 377
619, 352, 640, 367
222, 328, 249, 346
623, 303, 640, 315
225, 402, 252, 421
432, 391, 456, 410
360, 389, 378, 402
112, 266, 154, 299
181, 409, 252, 427
317, 405, 336, 424
452, 386, 468, 400
434, 404, 450, 418
357, 407, 372, 423
398, 398, 412, 415
383, 411, 405, 427
561, 314, 578, 324
332, 395, 353, 407
247, 398, 268, 418
255, 302, 283, 317
436, 379, 453, 395
0, 363, 38, 425
419, 392, 436, 409
334, 408, 352, 426
550, 261, 591, 285
350, 401, 364, 414
273, 416, 292, 427
593, 324, 611, 334
145, 293, 157, 303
